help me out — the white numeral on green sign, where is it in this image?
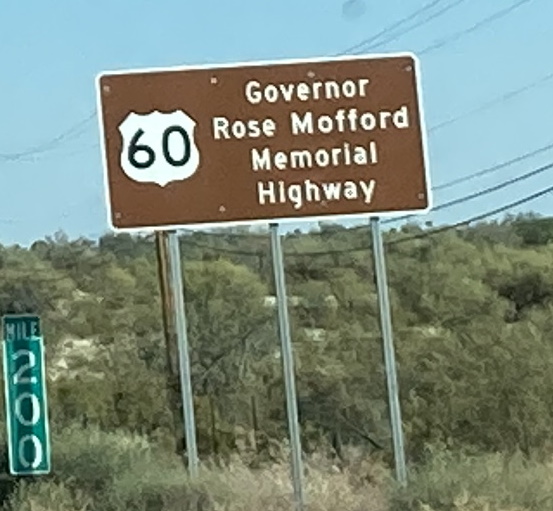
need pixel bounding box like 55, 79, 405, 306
12, 349, 38, 385
18, 434, 43, 469
15, 392, 40, 426
3, 317, 51, 476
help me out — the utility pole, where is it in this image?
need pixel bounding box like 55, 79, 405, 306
155, 231, 182, 453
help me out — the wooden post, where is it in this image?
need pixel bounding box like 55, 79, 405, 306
155, 230, 183, 455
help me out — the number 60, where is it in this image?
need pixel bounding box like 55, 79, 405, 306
128, 125, 191, 169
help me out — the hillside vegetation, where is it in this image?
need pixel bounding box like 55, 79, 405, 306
1, 213, 553, 510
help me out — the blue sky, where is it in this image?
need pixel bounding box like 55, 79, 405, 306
1, 0, 552, 246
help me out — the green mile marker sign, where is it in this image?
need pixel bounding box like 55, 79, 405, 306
2, 315, 51, 475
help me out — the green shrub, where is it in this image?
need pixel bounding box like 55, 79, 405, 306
51, 424, 152, 492
50, 424, 185, 508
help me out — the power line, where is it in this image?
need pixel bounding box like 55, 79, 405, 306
429, 72, 553, 134
2, 144, 101, 165
340, 0, 451, 55
344, 0, 533, 57
383, 158, 553, 225
0, 111, 96, 161
387, 184, 553, 246
418, 0, 534, 56
350, 0, 468, 55
433, 142, 553, 192
284, 183, 553, 257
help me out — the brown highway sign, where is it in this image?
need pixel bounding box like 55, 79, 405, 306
95, 53, 431, 231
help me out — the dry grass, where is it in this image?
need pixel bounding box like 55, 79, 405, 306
2, 426, 390, 511
6, 426, 553, 510
195, 451, 389, 511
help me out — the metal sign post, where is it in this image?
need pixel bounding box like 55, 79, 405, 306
269, 223, 305, 511
370, 217, 407, 485
2, 315, 51, 476
166, 231, 199, 477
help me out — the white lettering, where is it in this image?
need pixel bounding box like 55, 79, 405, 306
18, 435, 43, 469
393, 106, 410, 128
212, 117, 276, 140
318, 116, 334, 134
314, 149, 330, 167
304, 180, 320, 202
5, 324, 15, 341
289, 106, 410, 136
343, 181, 358, 200
321, 182, 342, 200
343, 143, 351, 165
278, 83, 295, 102
244, 77, 371, 105
245, 80, 262, 104
312, 82, 323, 99
347, 108, 358, 131
335, 109, 347, 132
232, 121, 246, 138
342, 80, 357, 98
274, 152, 288, 170
290, 150, 313, 168
353, 146, 368, 165
278, 181, 286, 201
264, 84, 279, 103
288, 184, 303, 209
358, 78, 370, 96
251, 148, 272, 170
380, 111, 392, 129
4, 321, 39, 341
290, 112, 314, 135
360, 112, 376, 130
331, 147, 342, 166
250, 141, 378, 171
257, 181, 276, 204
12, 349, 38, 385
15, 393, 40, 427
368, 141, 378, 164
359, 180, 377, 203
321, 81, 340, 99
256, 179, 377, 210
296, 83, 310, 101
